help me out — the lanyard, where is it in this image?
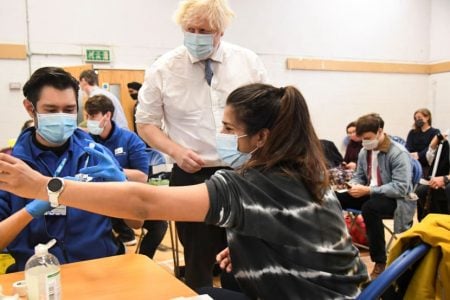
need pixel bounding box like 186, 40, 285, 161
54, 157, 68, 177
37, 155, 68, 177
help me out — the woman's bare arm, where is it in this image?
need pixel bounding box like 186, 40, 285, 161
0, 153, 210, 222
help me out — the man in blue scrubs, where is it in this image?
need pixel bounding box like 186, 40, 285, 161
0, 67, 128, 272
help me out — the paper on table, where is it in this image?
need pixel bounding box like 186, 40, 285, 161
419, 178, 430, 185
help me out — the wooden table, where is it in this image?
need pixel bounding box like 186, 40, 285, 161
0, 254, 196, 299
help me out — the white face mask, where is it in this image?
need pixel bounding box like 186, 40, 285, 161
362, 133, 380, 150
87, 120, 104, 135
362, 139, 378, 150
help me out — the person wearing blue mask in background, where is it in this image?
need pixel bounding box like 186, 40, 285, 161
136, 0, 267, 289
0, 83, 368, 299
85, 94, 167, 257
0, 67, 140, 273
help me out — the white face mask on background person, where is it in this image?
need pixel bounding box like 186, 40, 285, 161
36, 113, 77, 145
87, 120, 104, 135
183, 32, 215, 59
362, 135, 379, 150
216, 133, 256, 169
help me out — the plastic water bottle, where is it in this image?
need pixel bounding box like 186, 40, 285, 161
24, 239, 61, 300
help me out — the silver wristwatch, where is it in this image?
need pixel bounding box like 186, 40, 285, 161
47, 177, 65, 208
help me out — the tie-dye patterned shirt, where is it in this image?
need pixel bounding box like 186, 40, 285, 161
205, 169, 368, 299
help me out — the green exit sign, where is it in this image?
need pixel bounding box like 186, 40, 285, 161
85, 49, 111, 62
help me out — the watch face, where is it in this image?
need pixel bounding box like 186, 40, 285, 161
48, 178, 63, 192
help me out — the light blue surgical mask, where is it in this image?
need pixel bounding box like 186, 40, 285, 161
87, 120, 104, 135
36, 113, 77, 145
216, 133, 256, 169
184, 32, 214, 59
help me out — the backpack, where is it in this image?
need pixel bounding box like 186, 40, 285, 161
344, 213, 368, 246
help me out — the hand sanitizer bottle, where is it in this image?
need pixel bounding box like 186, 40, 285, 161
24, 239, 61, 300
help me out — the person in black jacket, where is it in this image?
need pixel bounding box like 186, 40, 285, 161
406, 108, 440, 177
320, 139, 343, 168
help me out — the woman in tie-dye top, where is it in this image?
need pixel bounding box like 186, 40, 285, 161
0, 84, 368, 299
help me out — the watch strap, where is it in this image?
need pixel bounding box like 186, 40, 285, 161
47, 177, 65, 208
49, 193, 59, 208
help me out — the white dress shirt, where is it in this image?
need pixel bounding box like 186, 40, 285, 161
90, 86, 129, 129
370, 150, 380, 186
136, 41, 267, 166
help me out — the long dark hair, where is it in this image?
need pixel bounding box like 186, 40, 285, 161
226, 83, 329, 204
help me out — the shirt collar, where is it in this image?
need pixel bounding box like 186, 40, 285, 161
377, 133, 391, 153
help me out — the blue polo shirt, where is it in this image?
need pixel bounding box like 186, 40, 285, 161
91, 121, 148, 173
0, 128, 119, 272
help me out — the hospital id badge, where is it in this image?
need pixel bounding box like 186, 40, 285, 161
45, 205, 67, 216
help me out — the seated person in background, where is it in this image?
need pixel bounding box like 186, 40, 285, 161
343, 121, 362, 170
320, 139, 343, 168
406, 108, 440, 177
85, 95, 167, 255
0, 67, 135, 272
85, 95, 150, 247
320, 139, 353, 190
79, 70, 129, 129
336, 113, 414, 280
0, 83, 369, 299
416, 132, 450, 221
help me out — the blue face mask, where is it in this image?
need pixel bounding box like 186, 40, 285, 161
87, 120, 104, 135
184, 32, 214, 59
216, 133, 256, 169
36, 113, 77, 145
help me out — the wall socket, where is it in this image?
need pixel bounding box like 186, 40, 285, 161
9, 82, 22, 90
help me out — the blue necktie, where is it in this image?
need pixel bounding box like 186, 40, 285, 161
204, 59, 213, 86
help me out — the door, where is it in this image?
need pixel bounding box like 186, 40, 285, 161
97, 69, 145, 130
63, 64, 93, 80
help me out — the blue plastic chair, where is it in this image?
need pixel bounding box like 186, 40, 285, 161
357, 243, 430, 299
146, 148, 166, 176
410, 157, 423, 187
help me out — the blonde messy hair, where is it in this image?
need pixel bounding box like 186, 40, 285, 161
173, 0, 235, 33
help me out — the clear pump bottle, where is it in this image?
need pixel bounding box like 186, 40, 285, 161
24, 239, 61, 300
